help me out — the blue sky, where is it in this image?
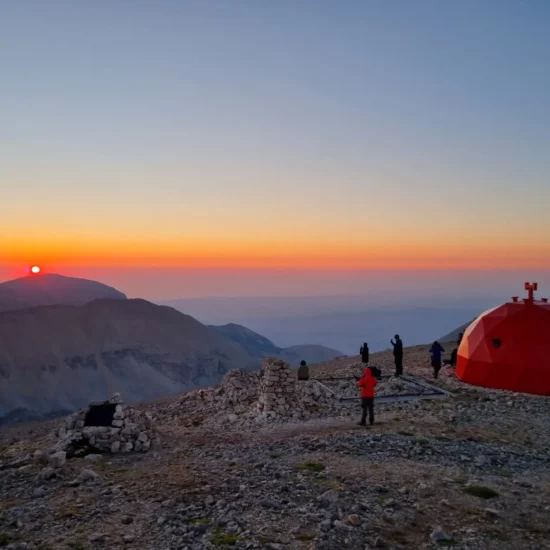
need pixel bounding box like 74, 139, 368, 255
1, 0, 550, 297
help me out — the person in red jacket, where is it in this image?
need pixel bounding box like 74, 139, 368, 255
357, 367, 377, 426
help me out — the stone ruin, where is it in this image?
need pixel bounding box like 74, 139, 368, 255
54, 393, 158, 455
256, 358, 302, 416
158, 357, 339, 428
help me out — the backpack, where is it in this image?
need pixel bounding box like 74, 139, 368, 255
369, 366, 382, 379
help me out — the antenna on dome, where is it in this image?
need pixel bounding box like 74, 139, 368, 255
524, 282, 538, 303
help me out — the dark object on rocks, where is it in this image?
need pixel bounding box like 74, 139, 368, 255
464, 485, 499, 499
369, 366, 382, 379
298, 360, 309, 381
84, 403, 116, 427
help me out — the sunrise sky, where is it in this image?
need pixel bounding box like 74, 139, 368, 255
2, 0, 550, 298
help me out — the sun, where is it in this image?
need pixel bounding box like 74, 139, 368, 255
31, 265, 41, 274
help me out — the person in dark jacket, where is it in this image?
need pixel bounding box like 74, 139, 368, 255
391, 334, 403, 376
357, 367, 376, 426
430, 341, 445, 378
360, 342, 369, 365
297, 360, 309, 380
457, 332, 464, 347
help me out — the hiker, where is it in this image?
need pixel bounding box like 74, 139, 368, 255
297, 360, 309, 381
391, 334, 403, 376
457, 332, 464, 347
357, 367, 376, 426
429, 341, 445, 378
360, 342, 369, 365
450, 348, 458, 367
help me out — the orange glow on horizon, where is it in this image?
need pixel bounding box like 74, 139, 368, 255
4, 232, 550, 272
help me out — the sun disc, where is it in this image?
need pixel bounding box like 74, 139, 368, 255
31, 265, 41, 274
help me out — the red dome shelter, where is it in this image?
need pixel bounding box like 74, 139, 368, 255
456, 282, 550, 396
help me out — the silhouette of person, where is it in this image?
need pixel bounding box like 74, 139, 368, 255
360, 342, 369, 365
429, 341, 445, 378
391, 334, 403, 376
457, 332, 464, 347
298, 360, 309, 380
447, 348, 457, 367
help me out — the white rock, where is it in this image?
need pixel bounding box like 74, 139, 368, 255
49, 451, 66, 469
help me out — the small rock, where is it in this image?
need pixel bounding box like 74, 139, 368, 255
122, 535, 135, 544
33, 450, 49, 465
157, 516, 166, 526
374, 536, 388, 548
484, 508, 502, 518
430, 527, 453, 543
347, 514, 361, 526
84, 454, 103, 463
121, 515, 134, 525
318, 489, 339, 505
37, 467, 56, 481
474, 454, 487, 467
89, 533, 106, 543
382, 498, 396, 508
78, 469, 99, 483
228, 413, 239, 424
32, 486, 45, 499
49, 451, 66, 469
205, 495, 215, 505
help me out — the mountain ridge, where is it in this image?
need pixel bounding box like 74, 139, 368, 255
0, 273, 127, 313
210, 322, 344, 366
0, 298, 257, 422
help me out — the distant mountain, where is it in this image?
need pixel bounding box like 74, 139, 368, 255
0, 273, 126, 313
0, 299, 257, 423
439, 318, 477, 343
211, 323, 279, 356
210, 323, 343, 366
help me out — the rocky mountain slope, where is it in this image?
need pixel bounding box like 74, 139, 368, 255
1, 346, 549, 550
210, 323, 343, 365
0, 299, 257, 423
0, 274, 127, 313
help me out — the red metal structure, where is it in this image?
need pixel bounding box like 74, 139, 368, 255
456, 283, 550, 396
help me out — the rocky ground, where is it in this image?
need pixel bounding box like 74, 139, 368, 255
1, 345, 550, 550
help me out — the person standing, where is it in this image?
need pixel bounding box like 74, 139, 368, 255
357, 367, 376, 426
429, 341, 445, 378
360, 342, 370, 365
391, 334, 404, 376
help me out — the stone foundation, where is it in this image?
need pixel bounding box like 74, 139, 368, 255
54, 393, 158, 454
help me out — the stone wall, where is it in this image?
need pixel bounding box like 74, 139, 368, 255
54, 393, 158, 454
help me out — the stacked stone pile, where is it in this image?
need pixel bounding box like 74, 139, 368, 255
218, 368, 261, 412
54, 393, 158, 454
152, 361, 342, 427
256, 358, 303, 417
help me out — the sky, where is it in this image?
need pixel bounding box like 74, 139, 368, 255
1, 0, 550, 299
